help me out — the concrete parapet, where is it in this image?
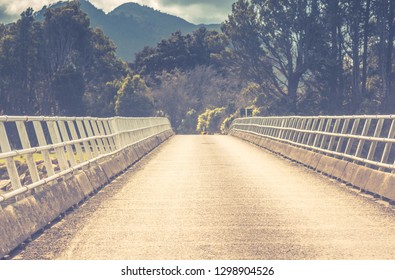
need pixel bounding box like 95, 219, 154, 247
294, 149, 315, 166
0, 129, 173, 259
350, 165, 374, 190
270, 141, 282, 154
74, 172, 95, 197
11, 196, 46, 240
279, 144, 293, 158
34, 182, 71, 222
84, 164, 108, 190
308, 153, 323, 170
364, 170, 391, 196
380, 175, 395, 201
134, 143, 144, 158
330, 159, 349, 179
316, 155, 340, 176
100, 159, 116, 180
230, 130, 393, 204
287, 146, 301, 161
252, 135, 260, 145
339, 162, 360, 184
0, 205, 25, 257
258, 138, 269, 148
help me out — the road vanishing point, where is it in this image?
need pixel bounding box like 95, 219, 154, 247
13, 135, 395, 260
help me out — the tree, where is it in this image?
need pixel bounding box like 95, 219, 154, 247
0, 8, 44, 115
375, 0, 395, 111
342, 0, 364, 110
153, 70, 197, 131
0, 2, 128, 116
221, 0, 269, 85
223, 0, 325, 113
52, 66, 86, 116
43, 1, 91, 74
320, 0, 345, 113
83, 28, 128, 117
152, 66, 241, 133
196, 107, 226, 134
114, 75, 154, 117
132, 28, 228, 79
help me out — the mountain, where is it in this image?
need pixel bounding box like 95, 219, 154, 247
34, 1, 221, 61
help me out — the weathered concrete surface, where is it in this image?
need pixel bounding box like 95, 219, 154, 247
14, 135, 395, 260
0, 130, 173, 259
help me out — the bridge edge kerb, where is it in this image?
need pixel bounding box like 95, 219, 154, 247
230, 130, 395, 204
0, 129, 174, 259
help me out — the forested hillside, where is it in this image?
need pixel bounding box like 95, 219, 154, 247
33, 0, 221, 61
0, 0, 394, 134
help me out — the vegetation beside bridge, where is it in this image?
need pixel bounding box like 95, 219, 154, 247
0, 0, 394, 134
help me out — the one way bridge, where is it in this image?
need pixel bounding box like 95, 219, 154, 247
0, 115, 395, 259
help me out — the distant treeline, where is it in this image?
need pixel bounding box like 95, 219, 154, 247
221, 0, 395, 116
0, 0, 394, 134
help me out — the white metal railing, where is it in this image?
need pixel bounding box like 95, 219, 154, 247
0, 116, 172, 203
230, 115, 395, 172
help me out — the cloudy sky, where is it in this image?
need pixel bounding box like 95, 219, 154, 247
0, 0, 235, 24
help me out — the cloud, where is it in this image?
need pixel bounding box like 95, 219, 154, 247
0, 0, 233, 24
88, 0, 127, 12
0, 0, 57, 16
0, 0, 69, 23
89, 0, 234, 23
160, 0, 233, 6
0, 9, 15, 23
152, 0, 234, 23
161, 3, 229, 24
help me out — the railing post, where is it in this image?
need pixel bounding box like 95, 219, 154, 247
75, 120, 93, 160
344, 118, 360, 155
0, 122, 22, 190
380, 119, 395, 171
15, 121, 40, 183
301, 118, 313, 145
111, 118, 122, 149
312, 117, 325, 148
296, 118, 307, 144
57, 121, 77, 167
97, 121, 112, 152
83, 119, 100, 157
319, 118, 332, 149
47, 120, 69, 172
335, 118, 350, 154
366, 118, 384, 165
104, 120, 117, 151
278, 118, 287, 140
327, 118, 341, 151
33, 121, 55, 177
354, 118, 371, 159
67, 120, 85, 164
91, 119, 107, 154
307, 118, 318, 146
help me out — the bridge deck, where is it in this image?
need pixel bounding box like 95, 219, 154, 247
14, 135, 395, 259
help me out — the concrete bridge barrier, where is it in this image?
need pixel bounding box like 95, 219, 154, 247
229, 115, 395, 202
0, 116, 173, 258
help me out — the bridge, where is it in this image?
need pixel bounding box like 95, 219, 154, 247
0, 115, 395, 259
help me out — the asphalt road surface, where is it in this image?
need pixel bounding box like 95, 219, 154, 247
13, 135, 395, 259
